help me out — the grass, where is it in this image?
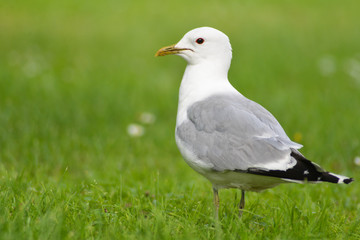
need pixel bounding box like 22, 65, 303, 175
1, 0, 360, 239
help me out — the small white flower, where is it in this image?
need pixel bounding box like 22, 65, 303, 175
344, 58, 360, 83
127, 123, 145, 137
354, 156, 360, 166
139, 112, 156, 124
318, 55, 336, 76
23, 60, 40, 78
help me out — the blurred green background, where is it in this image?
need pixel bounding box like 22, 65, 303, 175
0, 0, 359, 239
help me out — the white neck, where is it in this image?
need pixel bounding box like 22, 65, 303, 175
176, 62, 240, 126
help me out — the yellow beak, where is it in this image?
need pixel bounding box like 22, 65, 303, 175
155, 44, 192, 57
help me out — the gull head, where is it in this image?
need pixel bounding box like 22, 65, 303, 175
155, 27, 232, 66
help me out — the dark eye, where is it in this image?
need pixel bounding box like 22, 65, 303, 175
195, 38, 204, 44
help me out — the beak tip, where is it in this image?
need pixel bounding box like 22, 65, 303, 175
155, 44, 177, 57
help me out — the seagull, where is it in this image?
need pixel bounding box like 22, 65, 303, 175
155, 27, 353, 219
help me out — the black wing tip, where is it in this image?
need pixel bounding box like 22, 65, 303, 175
343, 178, 354, 184
232, 150, 355, 185
238, 167, 354, 185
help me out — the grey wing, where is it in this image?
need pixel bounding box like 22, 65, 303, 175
176, 94, 302, 172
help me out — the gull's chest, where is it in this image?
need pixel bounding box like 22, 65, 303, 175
175, 125, 214, 175
176, 71, 239, 127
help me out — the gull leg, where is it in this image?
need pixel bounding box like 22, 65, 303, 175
213, 187, 219, 220
239, 190, 245, 217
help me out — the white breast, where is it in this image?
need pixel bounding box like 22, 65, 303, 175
175, 130, 214, 174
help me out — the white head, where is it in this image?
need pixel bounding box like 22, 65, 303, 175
156, 27, 232, 72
